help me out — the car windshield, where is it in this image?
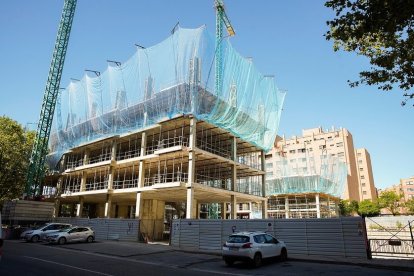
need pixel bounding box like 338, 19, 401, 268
227, 235, 250, 243
60, 228, 73, 232
31, 224, 48, 230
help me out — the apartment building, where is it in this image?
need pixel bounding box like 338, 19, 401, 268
355, 148, 377, 201
271, 127, 360, 201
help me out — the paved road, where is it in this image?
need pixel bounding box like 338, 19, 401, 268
0, 240, 410, 276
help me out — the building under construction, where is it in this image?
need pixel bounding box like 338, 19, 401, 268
43, 26, 285, 238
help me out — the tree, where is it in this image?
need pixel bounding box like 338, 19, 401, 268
325, 0, 414, 106
404, 198, 414, 214
378, 190, 402, 215
358, 199, 380, 217
0, 116, 35, 204
339, 199, 359, 216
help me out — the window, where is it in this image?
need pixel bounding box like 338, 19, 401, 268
254, 234, 266, 244
407, 181, 414, 185
359, 168, 364, 171
363, 191, 367, 195
301, 158, 306, 162
357, 152, 362, 156
290, 159, 295, 163
298, 148, 306, 153
289, 150, 296, 154
407, 188, 414, 192
336, 142, 343, 147
358, 160, 363, 163
361, 183, 366, 187
266, 163, 273, 169
360, 175, 365, 179
338, 152, 344, 157
319, 145, 326, 150
308, 148, 313, 152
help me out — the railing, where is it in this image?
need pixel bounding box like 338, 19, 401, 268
63, 183, 80, 194
85, 180, 108, 191
146, 136, 188, 155
369, 239, 414, 258
66, 159, 83, 169
144, 172, 188, 187
196, 139, 231, 159
86, 152, 112, 164
196, 173, 231, 190
113, 179, 139, 189
116, 148, 140, 161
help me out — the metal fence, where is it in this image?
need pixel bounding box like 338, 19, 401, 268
171, 217, 368, 259
54, 217, 140, 242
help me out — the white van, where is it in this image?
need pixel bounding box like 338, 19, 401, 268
20, 223, 71, 242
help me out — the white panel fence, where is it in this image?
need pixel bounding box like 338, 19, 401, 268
54, 217, 140, 242
171, 217, 368, 259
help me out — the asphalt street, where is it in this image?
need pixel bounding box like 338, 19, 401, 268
0, 240, 411, 276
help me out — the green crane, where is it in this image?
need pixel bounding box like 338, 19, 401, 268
214, 0, 235, 95
26, 0, 77, 197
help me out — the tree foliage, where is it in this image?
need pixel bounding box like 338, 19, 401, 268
0, 116, 35, 204
404, 198, 414, 214
358, 199, 380, 217
325, 0, 414, 106
378, 190, 403, 215
339, 199, 359, 216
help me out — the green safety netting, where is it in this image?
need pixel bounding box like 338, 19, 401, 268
266, 154, 347, 198
47, 26, 285, 167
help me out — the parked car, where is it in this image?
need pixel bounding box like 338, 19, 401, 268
222, 232, 287, 267
20, 223, 72, 242
45, 226, 95, 245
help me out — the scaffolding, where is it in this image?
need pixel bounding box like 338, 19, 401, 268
46, 26, 285, 170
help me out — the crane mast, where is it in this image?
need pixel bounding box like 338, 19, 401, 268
26, 0, 77, 197
214, 0, 235, 95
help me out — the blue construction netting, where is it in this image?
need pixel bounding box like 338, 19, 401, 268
266, 154, 347, 198
47, 26, 285, 167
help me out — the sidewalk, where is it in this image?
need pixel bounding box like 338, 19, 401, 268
61, 240, 414, 272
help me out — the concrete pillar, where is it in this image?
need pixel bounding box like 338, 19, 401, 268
60, 154, 67, 173
83, 149, 90, 166
140, 132, 147, 157
262, 200, 268, 219
104, 194, 113, 218
107, 167, 114, 190
111, 139, 118, 161
186, 117, 197, 219
80, 172, 86, 192
285, 196, 289, 219
316, 194, 321, 218
138, 132, 147, 188
261, 150, 266, 197
221, 202, 227, 219
186, 187, 195, 219
327, 196, 331, 218
230, 195, 237, 219
76, 196, 84, 217
135, 192, 142, 218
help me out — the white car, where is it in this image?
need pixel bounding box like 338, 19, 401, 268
20, 223, 71, 242
46, 226, 95, 244
222, 232, 287, 267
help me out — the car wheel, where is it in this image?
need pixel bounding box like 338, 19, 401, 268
58, 237, 66, 245
252, 252, 262, 268
224, 257, 234, 266
280, 248, 288, 262
86, 236, 94, 243
31, 235, 40, 243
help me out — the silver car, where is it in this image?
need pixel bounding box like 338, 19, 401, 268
20, 223, 71, 242
46, 226, 95, 245
222, 232, 288, 267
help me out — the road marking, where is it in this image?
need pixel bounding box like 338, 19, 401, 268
23, 256, 114, 276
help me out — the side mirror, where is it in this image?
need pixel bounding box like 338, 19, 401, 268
274, 239, 279, 244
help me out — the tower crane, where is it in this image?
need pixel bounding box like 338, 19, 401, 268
26, 0, 77, 197
214, 0, 235, 95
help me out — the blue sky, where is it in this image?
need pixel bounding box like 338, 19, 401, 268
0, 0, 412, 189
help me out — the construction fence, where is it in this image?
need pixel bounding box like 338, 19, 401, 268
54, 217, 140, 242
171, 217, 368, 259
